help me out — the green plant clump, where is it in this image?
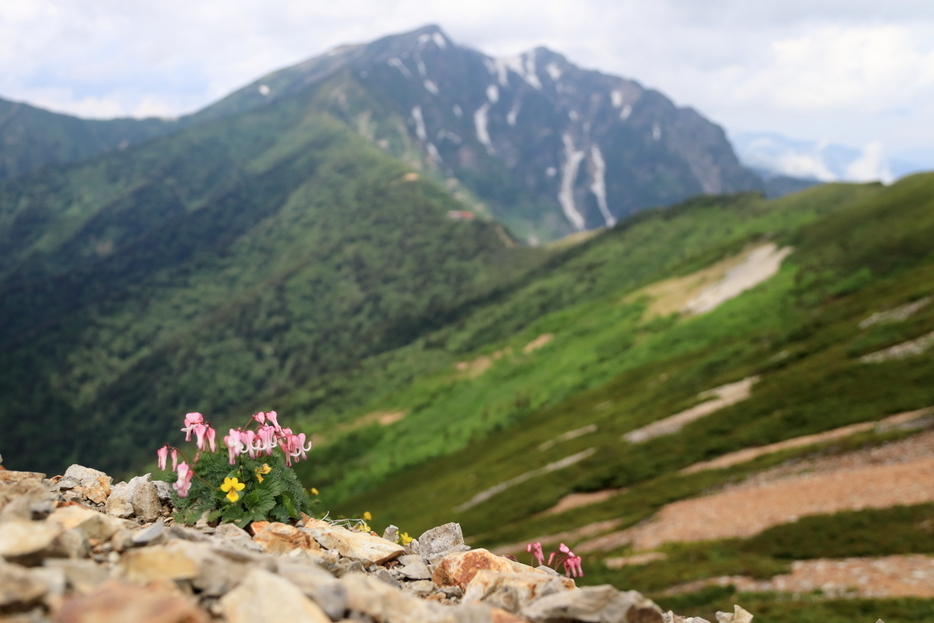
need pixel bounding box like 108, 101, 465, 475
156, 411, 314, 528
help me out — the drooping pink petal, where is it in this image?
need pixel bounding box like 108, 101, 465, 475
224, 429, 242, 465
526, 542, 545, 566
171, 449, 178, 471
206, 427, 217, 453
192, 423, 209, 451
173, 461, 194, 498
265, 411, 281, 431
181, 412, 204, 441
156, 446, 169, 471
253, 412, 266, 425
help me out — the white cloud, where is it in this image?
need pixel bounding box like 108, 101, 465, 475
0, 0, 931, 168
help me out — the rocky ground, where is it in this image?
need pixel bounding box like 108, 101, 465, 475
0, 463, 747, 623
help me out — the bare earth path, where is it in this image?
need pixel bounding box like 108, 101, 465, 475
578, 429, 934, 553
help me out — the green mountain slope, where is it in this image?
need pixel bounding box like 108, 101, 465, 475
311, 172, 934, 620
0, 96, 176, 181
0, 86, 541, 475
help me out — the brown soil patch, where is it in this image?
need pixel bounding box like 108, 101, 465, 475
605, 552, 668, 569
664, 555, 934, 599
523, 334, 554, 354
682, 407, 934, 474
454, 347, 513, 378
578, 430, 934, 553
534, 488, 626, 518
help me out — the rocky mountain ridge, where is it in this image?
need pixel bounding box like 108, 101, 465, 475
200, 24, 762, 241
0, 463, 752, 623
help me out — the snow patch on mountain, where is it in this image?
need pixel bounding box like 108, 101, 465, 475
653, 124, 661, 141
424, 80, 439, 95
545, 62, 562, 81
486, 84, 499, 104
487, 58, 510, 87
416, 58, 427, 78
432, 32, 447, 49
559, 134, 587, 230
620, 105, 632, 121
388, 58, 412, 79
611, 90, 623, 108
452, 105, 462, 118
500, 53, 542, 90
427, 142, 442, 164
589, 145, 616, 227
474, 103, 493, 153
507, 102, 520, 126
411, 106, 427, 141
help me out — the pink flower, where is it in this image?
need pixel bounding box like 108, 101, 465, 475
253, 412, 266, 425
253, 425, 277, 456
563, 555, 584, 578
265, 411, 281, 431
156, 445, 169, 471
240, 430, 257, 458
173, 461, 194, 497
224, 429, 243, 465
206, 427, 217, 453
526, 542, 545, 566
181, 412, 204, 441
192, 424, 210, 452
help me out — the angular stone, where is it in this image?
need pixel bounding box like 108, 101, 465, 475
413, 522, 469, 563
522, 586, 663, 623
55, 579, 208, 623
251, 522, 320, 555
303, 518, 405, 565
433, 549, 552, 592
0, 560, 48, 612
715, 606, 753, 623
341, 572, 454, 623
0, 519, 67, 564
105, 497, 135, 519
118, 542, 202, 583
277, 561, 348, 621
131, 481, 162, 522
44, 559, 110, 593
212, 522, 263, 552
398, 560, 433, 580
463, 570, 573, 613
219, 568, 331, 623
0, 479, 56, 522
48, 506, 135, 542
63, 465, 112, 505
664, 614, 711, 623
0, 471, 46, 484
132, 519, 167, 546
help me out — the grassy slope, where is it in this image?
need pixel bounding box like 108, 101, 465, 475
0, 88, 543, 475
302, 172, 934, 622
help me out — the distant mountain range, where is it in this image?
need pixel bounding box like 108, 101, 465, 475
1, 25, 770, 243
730, 131, 923, 185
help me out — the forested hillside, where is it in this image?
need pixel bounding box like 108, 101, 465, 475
0, 85, 542, 475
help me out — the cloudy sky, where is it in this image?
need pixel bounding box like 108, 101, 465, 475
2, 0, 933, 177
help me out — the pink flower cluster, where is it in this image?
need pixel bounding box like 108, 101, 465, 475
156, 412, 217, 497
526, 541, 584, 578
223, 411, 312, 468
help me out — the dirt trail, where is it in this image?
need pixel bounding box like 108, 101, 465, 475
664, 555, 934, 599
578, 429, 934, 553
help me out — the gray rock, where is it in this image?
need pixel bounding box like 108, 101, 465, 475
43, 559, 110, 593
401, 579, 437, 598
523, 586, 663, 623
341, 572, 453, 623
0, 480, 56, 522
62, 465, 111, 488
463, 570, 568, 614
131, 519, 167, 546
413, 522, 469, 564
303, 518, 405, 566
0, 520, 68, 565
131, 480, 162, 522
220, 567, 331, 623
152, 479, 173, 502
214, 522, 264, 552
383, 524, 400, 543
374, 567, 403, 589
105, 497, 135, 519
0, 560, 48, 612
278, 561, 348, 621
398, 560, 432, 580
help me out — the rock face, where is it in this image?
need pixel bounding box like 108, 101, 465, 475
197, 25, 763, 242
0, 463, 731, 623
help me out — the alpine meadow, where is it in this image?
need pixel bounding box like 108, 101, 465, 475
1, 24, 934, 623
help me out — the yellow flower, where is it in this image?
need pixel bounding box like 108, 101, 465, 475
363, 511, 372, 521
310, 487, 319, 495
220, 477, 246, 503
399, 532, 413, 546
254, 464, 272, 483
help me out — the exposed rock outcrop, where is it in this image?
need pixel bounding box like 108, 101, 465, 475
0, 464, 745, 623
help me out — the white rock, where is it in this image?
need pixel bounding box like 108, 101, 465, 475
220, 567, 331, 623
